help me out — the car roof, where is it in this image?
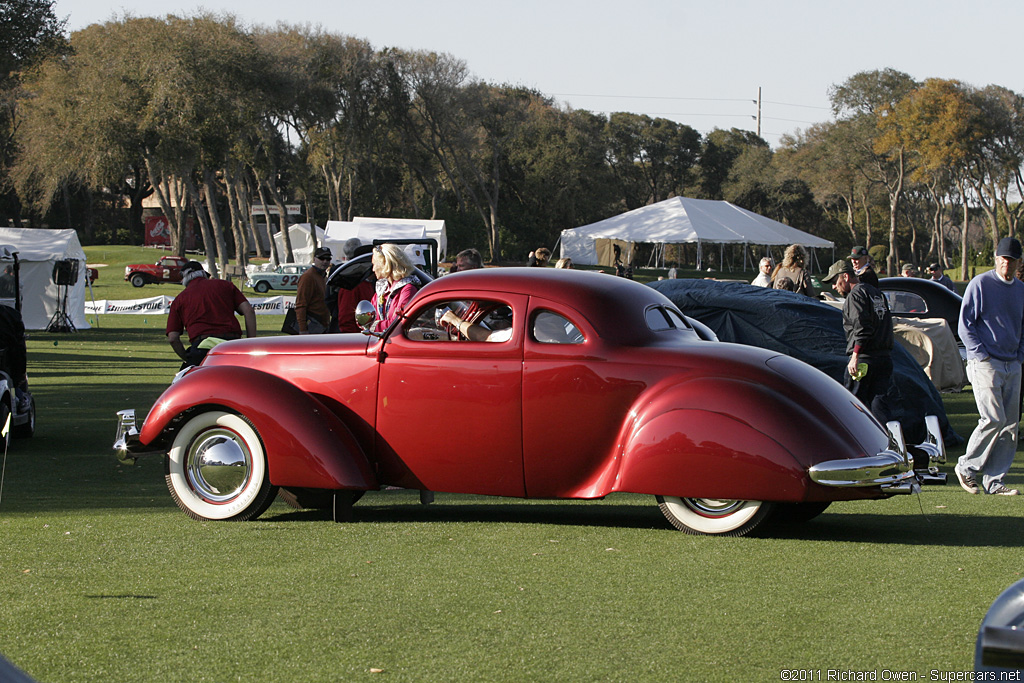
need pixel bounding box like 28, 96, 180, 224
416, 268, 680, 346
878, 276, 962, 301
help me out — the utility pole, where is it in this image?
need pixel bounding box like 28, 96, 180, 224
756, 87, 762, 137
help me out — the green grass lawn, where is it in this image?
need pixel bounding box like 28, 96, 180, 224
1, 316, 1021, 681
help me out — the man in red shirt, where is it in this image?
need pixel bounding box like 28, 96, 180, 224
166, 261, 256, 367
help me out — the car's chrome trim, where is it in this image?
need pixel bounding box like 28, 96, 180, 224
113, 408, 162, 465
808, 421, 918, 494
916, 414, 946, 464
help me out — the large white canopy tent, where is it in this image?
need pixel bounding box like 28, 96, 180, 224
0, 228, 89, 330
559, 197, 834, 271
325, 220, 431, 266
352, 217, 447, 262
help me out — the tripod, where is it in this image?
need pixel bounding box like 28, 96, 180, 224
46, 282, 75, 333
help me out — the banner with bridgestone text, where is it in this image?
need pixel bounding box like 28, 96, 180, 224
86, 296, 296, 315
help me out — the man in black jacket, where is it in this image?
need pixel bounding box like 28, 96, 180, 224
821, 259, 894, 423
848, 246, 879, 287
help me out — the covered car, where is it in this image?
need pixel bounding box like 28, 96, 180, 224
116, 269, 932, 536
649, 278, 959, 448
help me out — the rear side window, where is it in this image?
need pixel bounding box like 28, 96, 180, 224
645, 305, 692, 331
532, 310, 585, 344
885, 290, 927, 315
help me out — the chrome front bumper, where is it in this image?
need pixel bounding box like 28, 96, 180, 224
808, 417, 947, 494
113, 408, 163, 465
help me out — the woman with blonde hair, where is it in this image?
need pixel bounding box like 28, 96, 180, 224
371, 244, 421, 330
771, 244, 815, 296
555, 258, 573, 269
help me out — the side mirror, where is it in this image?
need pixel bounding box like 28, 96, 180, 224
355, 300, 377, 334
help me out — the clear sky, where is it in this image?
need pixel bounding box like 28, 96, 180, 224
52, 0, 1024, 145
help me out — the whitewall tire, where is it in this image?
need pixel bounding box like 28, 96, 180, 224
165, 411, 277, 521
656, 496, 773, 536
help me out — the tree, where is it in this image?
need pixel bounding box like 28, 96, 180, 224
604, 113, 701, 210
963, 85, 1024, 254
831, 69, 920, 275
0, 0, 66, 224
697, 128, 768, 200
777, 120, 878, 248
881, 79, 982, 273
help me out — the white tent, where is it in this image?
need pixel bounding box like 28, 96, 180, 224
560, 197, 833, 269
325, 220, 430, 266
352, 217, 447, 261
272, 223, 326, 265
0, 228, 89, 330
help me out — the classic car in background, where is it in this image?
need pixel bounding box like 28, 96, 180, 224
124, 255, 188, 287
116, 269, 942, 536
877, 276, 963, 341
245, 264, 311, 293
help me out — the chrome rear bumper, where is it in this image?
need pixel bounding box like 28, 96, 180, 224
808, 418, 946, 495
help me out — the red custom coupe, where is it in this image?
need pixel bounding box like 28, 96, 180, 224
115, 269, 941, 535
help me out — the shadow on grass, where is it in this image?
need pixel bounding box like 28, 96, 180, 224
265, 498, 667, 530
257, 491, 1024, 547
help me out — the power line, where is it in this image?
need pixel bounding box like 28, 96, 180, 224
550, 93, 753, 103
587, 111, 754, 119
763, 100, 831, 111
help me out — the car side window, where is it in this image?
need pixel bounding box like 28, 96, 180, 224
645, 305, 694, 332
532, 310, 585, 344
885, 291, 927, 314
405, 300, 513, 342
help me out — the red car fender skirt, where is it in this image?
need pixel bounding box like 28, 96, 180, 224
140, 366, 376, 491
616, 409, 808, 502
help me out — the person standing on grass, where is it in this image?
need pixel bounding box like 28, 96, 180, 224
820, 259, 893, 425
956, 237, 1024, 496
928, 263, 957, 292
166, 261, 256, 369
295, 247, 332, 334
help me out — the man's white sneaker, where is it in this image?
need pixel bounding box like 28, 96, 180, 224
989, 484, 1019, 496
956, 468, 979, 494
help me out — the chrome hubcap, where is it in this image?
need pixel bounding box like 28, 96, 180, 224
185, 428, 251, 502
682, 498, 747, 518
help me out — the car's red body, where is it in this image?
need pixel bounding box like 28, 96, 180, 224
119, 269, 918, 534
124, 256, 188, 287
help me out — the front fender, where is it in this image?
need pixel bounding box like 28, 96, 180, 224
140, 366, 376, 491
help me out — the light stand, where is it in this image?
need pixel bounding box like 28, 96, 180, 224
46, 281, 75, 333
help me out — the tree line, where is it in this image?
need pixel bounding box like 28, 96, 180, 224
3, 4, 1024, 275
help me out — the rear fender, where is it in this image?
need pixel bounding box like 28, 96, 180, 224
616, 377, 842, 503
140, 366, 376, 491
618, 408, 807, 502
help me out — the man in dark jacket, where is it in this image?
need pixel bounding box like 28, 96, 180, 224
848, 246, 879, 287
821, 259, 894, 423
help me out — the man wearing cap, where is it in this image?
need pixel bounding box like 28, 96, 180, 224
821, 259, 894, 423
901, 263, 918, 278
167, 261, 256, 368
928, 263, 956, 292
848, 246, 878, 288
955, 237, 1024, 496
295, 247, 332, 334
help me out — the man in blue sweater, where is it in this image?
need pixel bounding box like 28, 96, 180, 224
957, 237, 1024, 496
